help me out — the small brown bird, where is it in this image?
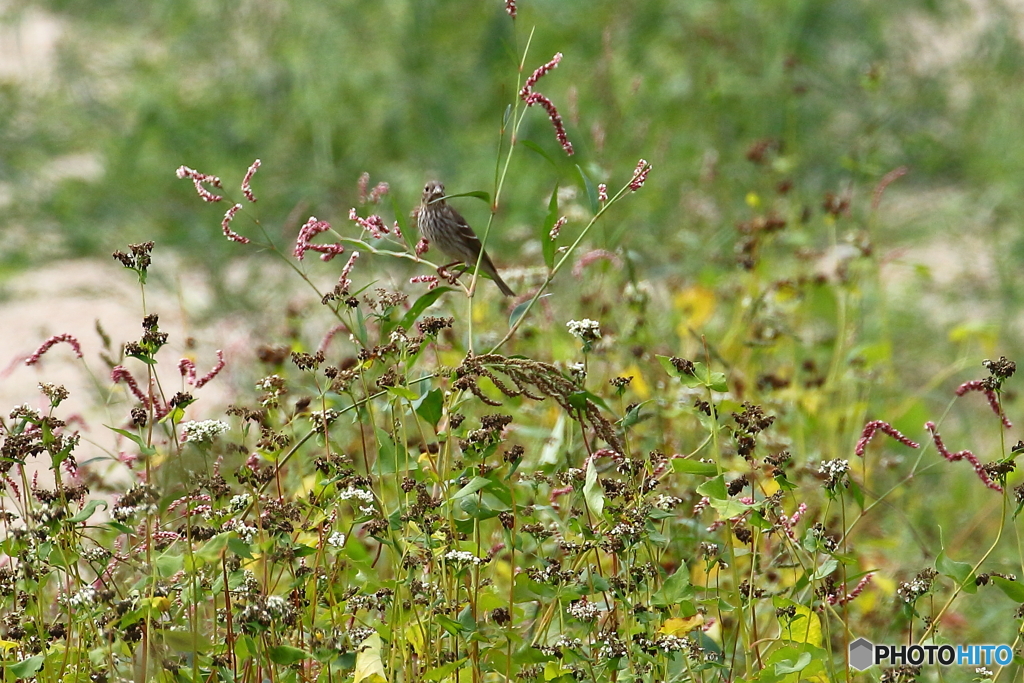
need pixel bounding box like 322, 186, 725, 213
417, 180, 515, 297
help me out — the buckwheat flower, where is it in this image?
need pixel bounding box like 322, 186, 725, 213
818, 458, 850, 490
241, 159, 261, 202
181, 419, 229, 443
229, 494, 251, 512
64, 586, 97, 608
566, 597, 598, 621
176, 165, 223, 202
597, 183, 608, 203
566, 318, 601, 342
568, 362, 586, 381
220, 203, 250, 244
445, 549, 485, 566
339, 486, 376, 515
224, 518, 257, 543
976, 667, 994, 678
629, 159, 651, 191
549, 216, 566, 240
26, 334, 83, 366
658, 634, 690, 652
854, 420, 920, 457
327, 531, 346, 548
654, 495, 684, 511
410, 274, 439, 290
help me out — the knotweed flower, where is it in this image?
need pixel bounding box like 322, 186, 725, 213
221, 204, 250, 244
520, 53, 574, 155
111, 365, 148, 406
176, 165, 223, 202
629, 159, 651, 191
410, 274, 439, 290
925, 422, 1002, 492
572, 249, 623, 277
178, 350, 226, 389
241, 159, 261, 202
597, 183, 608, 203
854, 420, 919, 456
956, 379, 1012, 429
295, 216, 345, 261
549, 216, 566, 240
26, 334, 83, 366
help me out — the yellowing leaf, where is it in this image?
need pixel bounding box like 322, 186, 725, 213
659, 615, 704, 636
0, 639, 20, 651
674, 286, 716, 330
622, 363, 650, 399
760, 477, 780, 497
354, 632, 387, 683
406, 623, 426, 655
780, 604, 821, 646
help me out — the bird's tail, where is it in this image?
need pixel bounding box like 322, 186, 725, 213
493, 273, 515, 297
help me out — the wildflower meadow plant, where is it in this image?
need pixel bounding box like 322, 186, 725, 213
5, 7, 1024, 683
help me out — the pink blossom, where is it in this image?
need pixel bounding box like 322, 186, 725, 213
828, 573, 874, 607
318, 324, 346, 355
178, 350, 226, 389
241, 159, 261, 203
925, 422, 1002, 492
348, 208, 390, 240
411, 275, 439, 290
111, 366, 148, 406
871, 166, 908, 211
693, 496, 710, 515
520, 53, 574, 156
221, 203, 250, 244
956, 380, 1012, 428
338, 251, 360, 293
358, 172, 370, 204
505, 0, 516, 18
629, 159, 651, 191
176, 165, 223, 203
549, 216, 566, 240
26, 334, 83, 366
295, 216, 345, 261
416, 238, 430, 258
597, 184, 608, 203
854, 420, 920, 457
369, 182, 390, 204
572, 249, 623, 278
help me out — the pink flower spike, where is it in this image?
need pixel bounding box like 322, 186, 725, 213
505, 0, 516, 18
241, 159, 261, 203
358, 172, 370, 204
925, 422, 1002, 492
338, 251, 360, 293
854, 420, 920, 457
369, 182, 390, 204
194, 350, 225, 389
111, 366, 148, 406
26, 334, 83, 366
572, 249, 623, 278
410, 274, 439, 290
294, 216, 344, 261
176, 165, 223, 202
221, 204, 250, 244
629, 159, 651, 191
415, 238, 430, 258
597, 184, 608, 203
348, 209, 390, 240
521, 53, 563, 97
520, 54, 574, 156
318, 323, 346, 356
549, 216, 567, 240
956, 380, 1012, 428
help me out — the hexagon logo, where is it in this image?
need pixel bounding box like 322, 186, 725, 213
849, 637, 875, 671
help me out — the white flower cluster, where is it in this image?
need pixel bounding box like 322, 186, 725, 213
327, 531, 347, 548
818, 458, 850, 479
339, 487, 376, 515
898, 578, 931, 603
229, 494, 251, 512
64, 586, 97, 608
224, 518, 257, 543
180, 419, 229, 443
444, 550, 484, 565
658, 634, 690, 652
566, 598, 598, 621
566, 318, 601, 341
654, 494, 684, 511
554, 636, 583, 650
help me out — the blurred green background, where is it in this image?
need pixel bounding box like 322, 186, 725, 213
4, 1, 1013, 260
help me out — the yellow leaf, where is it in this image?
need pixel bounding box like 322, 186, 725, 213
659, 615, 704, 636
780, 604, 822, 646
621, 363, 650, 399
674, 285, 716, 330
0, 639, 20, 651
354, 632, 387, 683
760, 477, 780, 497
406, 623, 426, 655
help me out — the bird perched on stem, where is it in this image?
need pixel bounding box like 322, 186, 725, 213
417, 180, 515, 297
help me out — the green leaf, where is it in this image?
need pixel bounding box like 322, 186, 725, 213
68, 499, 108, 524
422, 658, 468, 681
993, 576, 1024, 602
575, 165, 599, 215
228, 537, 253, 559
413, 388, 444, 428
105, 426, 157, 457
453, 476, 492, 499
583, 457, 605, 517
521, 139, 558, 169
775, 651, 812, 675
457, 604, 477, 632
443, 190, 491, 204
195, 532, 231, 563
161, 628, 212, 653
269, 645, 310, 666
400, 287, 455, 332
542, 182, 559, 269
391, 193, 415, 252
936, 548, 974, 590
652, 563, 692, 607
372, 426, 415, 474
509, 295, 552, 328
696, 475, 728, 500
386, 385, 418, 401
671, 459, 719, 477
8, 654, 44, 677
434, 614, 467, 635
809, 559, 838, 581
848, 479, 865, 509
